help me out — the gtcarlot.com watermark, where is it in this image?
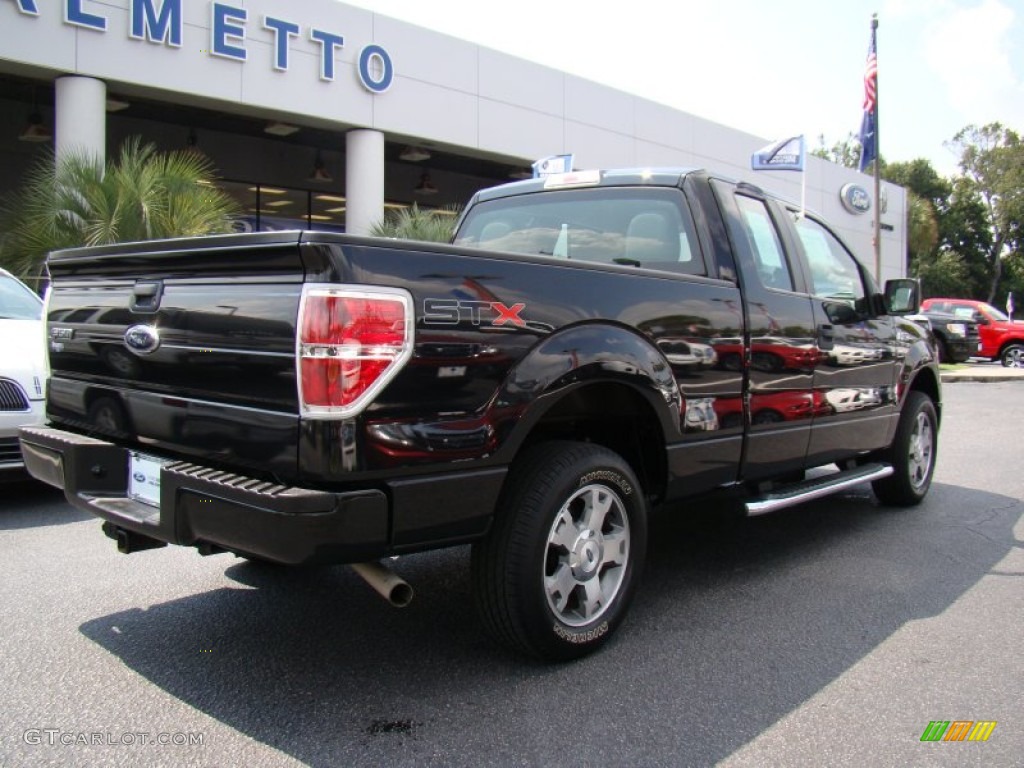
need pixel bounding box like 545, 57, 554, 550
24, 729, 204, 748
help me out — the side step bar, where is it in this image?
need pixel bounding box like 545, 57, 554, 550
745, 462, 894, 517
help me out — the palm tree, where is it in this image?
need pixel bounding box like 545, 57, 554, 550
0, 136, 239, 280
369, 202, 461, 242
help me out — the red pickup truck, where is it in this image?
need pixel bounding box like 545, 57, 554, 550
920, 298, 1024, 367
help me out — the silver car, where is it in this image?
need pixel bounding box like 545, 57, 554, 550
0, 269, 46, 477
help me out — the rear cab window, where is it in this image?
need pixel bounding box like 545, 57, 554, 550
453, 187, 706, 276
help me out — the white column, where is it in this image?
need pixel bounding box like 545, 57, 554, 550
54, 76, 106, 168
345, 129, 385, 236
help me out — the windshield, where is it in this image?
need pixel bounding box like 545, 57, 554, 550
0, 273, 43, 320
980, 303, 1009, 322
454, 187, 705, 275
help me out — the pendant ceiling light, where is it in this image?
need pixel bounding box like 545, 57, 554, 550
414, 173, 438, 195
400, 146, 431, 162
18, 112, 51, 142
308, 151, 332, 183
19, 87, 51, 143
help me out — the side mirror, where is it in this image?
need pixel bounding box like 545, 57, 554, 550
882, 278, 920, 315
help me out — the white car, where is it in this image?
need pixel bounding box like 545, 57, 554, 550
0, 269, 46, 477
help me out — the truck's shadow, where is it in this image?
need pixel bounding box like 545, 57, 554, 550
78, 481, 1021, 767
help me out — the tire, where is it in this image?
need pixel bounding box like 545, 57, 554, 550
720, 353, 743, 372
751, 352, 783, 372
1000, 343, 1024, 368
471, 441, 647, 661
872, 391, 938, 506
751, 409, 784, 425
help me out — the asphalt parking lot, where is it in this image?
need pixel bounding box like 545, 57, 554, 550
1, 380, 1021, 767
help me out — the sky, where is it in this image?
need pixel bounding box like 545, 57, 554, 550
341, 0, 1024, 178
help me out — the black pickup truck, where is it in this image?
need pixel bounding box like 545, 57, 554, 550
911, 309, 981, 363
20, 169, 940, 660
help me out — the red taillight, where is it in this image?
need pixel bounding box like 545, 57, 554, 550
297, 286, 413, 418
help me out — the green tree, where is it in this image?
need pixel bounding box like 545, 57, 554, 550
932, 178, 993, 299
370, 202, 460, 242
884, 158, 953, 292
0, 137, 239, 279
947, 123, 1024, 303
811, 132, 887, 174
811, 133, 863, 170
884, 158, 951, 210
913, 251, 971, 299
905, 192, 939, 270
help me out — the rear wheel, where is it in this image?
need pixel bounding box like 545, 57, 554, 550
1001, 343, 1024, 368
472, 441, 647, 660
872, 391, 937, 506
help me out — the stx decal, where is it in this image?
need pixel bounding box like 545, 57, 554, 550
423, 298, 527, 328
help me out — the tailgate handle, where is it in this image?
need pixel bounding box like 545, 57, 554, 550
130, 281, 163, 312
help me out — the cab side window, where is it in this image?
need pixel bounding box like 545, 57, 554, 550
735, 195, 794, 291
950, 303, 980, 322
794, 216, 867, 308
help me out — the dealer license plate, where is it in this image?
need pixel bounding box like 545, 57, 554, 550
128, 451, 165, 508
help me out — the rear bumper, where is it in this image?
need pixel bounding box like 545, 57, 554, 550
19, 425, 503, 565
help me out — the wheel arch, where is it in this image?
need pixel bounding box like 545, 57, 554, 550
517, 381, 670, 503
997, 338, 1024, 360
491, 323, 681, 503
905, 365, 942, 425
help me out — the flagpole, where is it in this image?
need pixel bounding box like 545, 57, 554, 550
800, 171, 806, 219
800, 135, 806, 219
871, 13, 881, 283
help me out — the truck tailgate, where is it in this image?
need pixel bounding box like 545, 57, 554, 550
44, 233, 304, 478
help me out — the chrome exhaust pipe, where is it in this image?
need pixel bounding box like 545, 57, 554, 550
350, 561, 414, 608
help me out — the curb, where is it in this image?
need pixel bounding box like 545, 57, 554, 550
940, 370, 1024, 383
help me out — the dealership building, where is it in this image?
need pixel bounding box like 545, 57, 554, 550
0, 0, 906, 279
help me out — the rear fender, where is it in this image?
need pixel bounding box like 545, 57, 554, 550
488, 323, 682, 456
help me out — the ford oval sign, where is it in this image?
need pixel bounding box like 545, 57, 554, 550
124, 325, 161, 356
840, 183, 871, 215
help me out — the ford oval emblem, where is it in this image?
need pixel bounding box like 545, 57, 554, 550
840, 183, 872, 215
124, 324, 161, 356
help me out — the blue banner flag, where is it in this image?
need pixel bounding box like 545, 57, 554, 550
751, 135, 805, 172
858, 22, 878, 172
532, 154, 574, 178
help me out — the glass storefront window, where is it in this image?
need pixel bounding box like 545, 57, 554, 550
216, 181, 455, 234
257, 186, 308, 231
311, 193, 346, 232
218, 181, 348, 233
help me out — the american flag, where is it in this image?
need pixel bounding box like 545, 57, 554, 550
862, 31, 877, 112
858, 19, 878, 173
